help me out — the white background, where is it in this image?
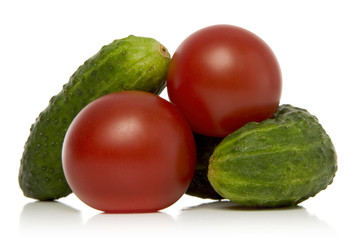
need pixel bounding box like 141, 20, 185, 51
1, 0, 359, 239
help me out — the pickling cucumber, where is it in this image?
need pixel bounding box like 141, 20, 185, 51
186, 133, 223, 199
208, 104, 337, 207
19, 35, 171, 200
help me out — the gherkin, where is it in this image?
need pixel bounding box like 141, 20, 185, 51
186, 133, 223, 199
19, 35, 171, 201
208, 104, 337, 207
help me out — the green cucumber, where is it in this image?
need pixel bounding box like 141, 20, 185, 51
208, 104, 337, 207
19, 35, 171, 200
186, 133, 223, 199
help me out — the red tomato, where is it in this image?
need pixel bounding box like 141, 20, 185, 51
62, 91, 196, 213
167, 24, 282, 137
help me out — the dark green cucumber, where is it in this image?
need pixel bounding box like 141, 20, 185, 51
19, 35, 171, 200
186, 133, 223, 199
208, 104, 337, 207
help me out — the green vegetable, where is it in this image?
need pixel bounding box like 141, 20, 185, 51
208, 104, 337, 207
186, 133, 223, 199
19, 35, 171, 200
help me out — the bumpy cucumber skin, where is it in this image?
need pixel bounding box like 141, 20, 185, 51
19, 35, 171, 200
208, 104, 337, 207
186, 133, 223, 199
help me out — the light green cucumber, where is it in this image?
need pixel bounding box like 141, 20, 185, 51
208, 104, 337, 207
19, 35, 171, 200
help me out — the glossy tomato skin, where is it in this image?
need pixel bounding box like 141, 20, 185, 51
62, 91, 196, 213
167, 24, 282, 137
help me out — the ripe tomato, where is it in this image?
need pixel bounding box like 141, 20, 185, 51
167, 24, 282, 137
62, 91, 196, 213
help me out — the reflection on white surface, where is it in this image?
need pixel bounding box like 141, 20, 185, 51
86, 211, 176, 237
19, 200, 338, 239
176, 200, 338, 239
19, 201, 82, 236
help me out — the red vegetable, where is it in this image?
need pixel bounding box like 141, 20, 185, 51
167, 24, 282, 137
62, 91, 196, 213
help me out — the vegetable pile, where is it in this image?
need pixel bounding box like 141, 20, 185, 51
19, 24, 337, 213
